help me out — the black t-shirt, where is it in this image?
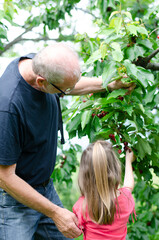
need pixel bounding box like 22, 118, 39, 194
0, 54, 59, 185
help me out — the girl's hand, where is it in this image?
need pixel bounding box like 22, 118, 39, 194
126, 149, 136, 163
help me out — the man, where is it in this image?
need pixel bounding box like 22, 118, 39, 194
0, 43, 133, 240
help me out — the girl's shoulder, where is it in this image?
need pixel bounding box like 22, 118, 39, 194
118, 187, 133, 195
73, 196, 85, 212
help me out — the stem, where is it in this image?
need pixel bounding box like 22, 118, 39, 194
148, 27, 159, 37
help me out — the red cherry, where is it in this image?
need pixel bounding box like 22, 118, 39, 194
157, 35, 159, 39
83, 100, 86, 102
117, 96, 124, 101
92, 113, 96, 118
124, 146, 129, 151
118, 149, 122, 154
62, 155, 67, 160
124, 142, 128, 146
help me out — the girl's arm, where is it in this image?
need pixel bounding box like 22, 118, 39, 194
123, 150, 136, 192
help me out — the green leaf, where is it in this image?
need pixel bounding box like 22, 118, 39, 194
135, 136, 152, 159
123, 105, 134, 116
111, 42, 121, 51
137, 67, 154, 85
67, 113, 82, 132
136, 26, 148, 36
126, 25, 137, 36
93, 116, 102, 132
95, 98, 117, 106
109, 17, 122, 34
98, 28, 115, 36
100, 42, 107, 59
112, 50, 123, 62
124, 59, 138, 80
95, 128, 112, 138
137, 39, 153, 49
126, 45, 145, 61
111, 42, 123, 61
107, 89, 127, 99
101, 111, 115, 121
79, 100, 94, 111
81, 110, 92, 130
143, 88, 156, 104
86, 49, 101, 65
123, 11, 132, 20
109, 11, 120, 20
102, 61, 117, 88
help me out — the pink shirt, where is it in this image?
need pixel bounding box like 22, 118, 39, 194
73, 188, 136, 240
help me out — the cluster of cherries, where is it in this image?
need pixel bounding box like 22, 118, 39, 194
60, 154, 67, 168
92, 111, 108, 118
109, 134, 130, 154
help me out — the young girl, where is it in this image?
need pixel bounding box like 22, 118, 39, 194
73, 140, 136, 240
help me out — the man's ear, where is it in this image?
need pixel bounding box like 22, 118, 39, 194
36, 75, 48, 87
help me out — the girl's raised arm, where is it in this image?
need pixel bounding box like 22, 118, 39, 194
123, 150, 136, 192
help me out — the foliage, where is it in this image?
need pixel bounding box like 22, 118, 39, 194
62, 5, 159, 240
0, 0, 159, 239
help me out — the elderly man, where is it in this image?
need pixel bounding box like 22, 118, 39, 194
0, 43, 133, 240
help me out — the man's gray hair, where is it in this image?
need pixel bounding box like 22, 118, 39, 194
32, 43, 80, 84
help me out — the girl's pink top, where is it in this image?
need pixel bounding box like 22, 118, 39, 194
73, 188, 136, 240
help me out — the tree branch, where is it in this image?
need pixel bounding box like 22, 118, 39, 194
74, 7, 99, 19
0, 26, 34, 56
133, 48, 159, 71
146, 48, 159, 61
0, 29, 75, 56
146, 62, 159, 71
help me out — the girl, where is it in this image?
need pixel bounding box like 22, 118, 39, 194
73, 140, 136, 240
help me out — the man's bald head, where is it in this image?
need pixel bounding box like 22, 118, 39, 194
32, 43, 81, 85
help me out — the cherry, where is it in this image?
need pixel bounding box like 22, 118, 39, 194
124, 142, 128, 146
117, 96, 124, 101
118, 149, 122, 154
83, 100, 86, 102
157, 35, 159, 39
109, 134, 114, 139
92, 113, 96, 118
62, 155, 67, 160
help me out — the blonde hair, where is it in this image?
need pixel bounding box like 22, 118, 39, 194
78, 140, 121, 225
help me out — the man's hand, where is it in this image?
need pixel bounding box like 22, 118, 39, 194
108, 75, 136, 94
51, 206, 82, 239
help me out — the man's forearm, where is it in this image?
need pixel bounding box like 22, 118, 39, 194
0, 171, 57, 218
70, 76, 105, 95
70, 76, 133, 96
0, 164, 81, 238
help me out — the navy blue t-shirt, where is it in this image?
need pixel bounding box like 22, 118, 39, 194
0, 54, 59, 185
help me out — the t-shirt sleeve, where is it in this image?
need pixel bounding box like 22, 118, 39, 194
73, 197, 85, 230
121, 187, 137, 222
0, 111, 22, 165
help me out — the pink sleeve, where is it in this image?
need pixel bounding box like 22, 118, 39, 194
73, 197, 85, 230
121, 187, 137, 222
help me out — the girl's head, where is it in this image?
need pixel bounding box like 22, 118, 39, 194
78, 140, 121, 225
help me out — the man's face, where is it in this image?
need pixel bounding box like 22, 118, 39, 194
45, 76, 79, 95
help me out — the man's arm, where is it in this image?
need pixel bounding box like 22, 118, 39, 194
0, 164, 81, 239
123, 150, 136, 192
69, 76, 135, 95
